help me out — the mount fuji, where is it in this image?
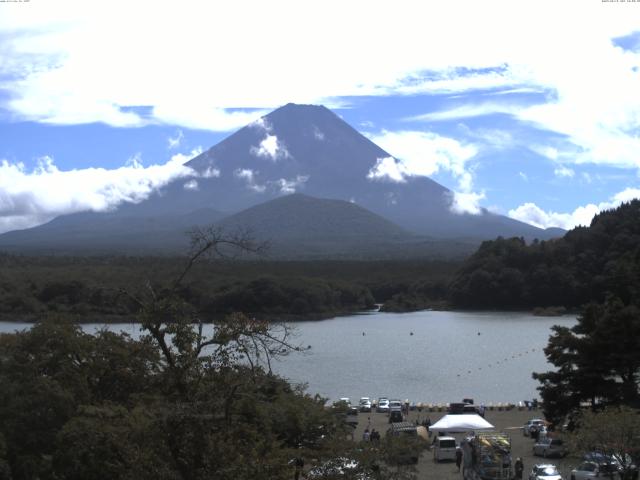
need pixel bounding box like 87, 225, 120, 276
0, 103, 562, 257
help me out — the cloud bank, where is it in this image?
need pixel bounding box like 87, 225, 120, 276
508, 188, 640, 230
0, 149, 203, 234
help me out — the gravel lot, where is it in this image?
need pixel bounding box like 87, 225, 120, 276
350, 407, 579, 480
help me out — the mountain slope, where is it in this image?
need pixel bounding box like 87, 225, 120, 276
0, 103, 563, 256
219, 193, 410, 241
0, 209, 226, 254
117, 103, 558, 240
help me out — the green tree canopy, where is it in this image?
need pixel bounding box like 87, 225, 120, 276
533, 297, 640, 424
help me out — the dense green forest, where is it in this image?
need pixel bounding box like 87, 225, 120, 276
449, 200, 640, 309
2, 201, 640, 318
0, 254, 458, 321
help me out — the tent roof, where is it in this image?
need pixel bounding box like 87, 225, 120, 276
429, 414, 494, 433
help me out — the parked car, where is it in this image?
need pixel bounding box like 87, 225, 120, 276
433, 436, 457, 462
528, 463, 563, 480
388, 409, 403, 423
524, 419, 546, 436
582, 452, 637, 478
533, 438, 567, 458
359, 397, 372, 412
570, 460, 619, 480
377, 398, 390, 413
389, 399, 403, 411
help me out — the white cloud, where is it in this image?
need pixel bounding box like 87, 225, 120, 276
367, 157, 406, 183
367, 130, 478, 191
519, 172, 528, 182
271, 175, 309, 194
0, 149, 202, 234
234, 168, 266, 192
313, 126, 325, 141
183, 179, 198, 190
167, 130, 184, 149
449, 191, 486, 215
530, 145, 559, 161
508, 187, 640, 229
0, 0, 638, 194
1, 1, 636, 144
201, 166, 221, 178
250, 134, 291, 161
408, 102, 521, 122
554, 166, 575, 178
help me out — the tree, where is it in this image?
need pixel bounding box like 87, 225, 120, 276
533, 297, 640, 424
569, 407, 640, 480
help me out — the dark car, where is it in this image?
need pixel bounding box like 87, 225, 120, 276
389, 409, 403, 423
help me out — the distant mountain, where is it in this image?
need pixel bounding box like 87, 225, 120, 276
0, 103, 563, 256
220, 193, 409, 241
216, 193, 472, 259
0, 208, 226, 254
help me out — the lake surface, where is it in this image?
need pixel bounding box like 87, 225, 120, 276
0, 310, 576, 404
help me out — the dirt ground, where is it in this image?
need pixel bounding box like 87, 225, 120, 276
351, 407, 579, 480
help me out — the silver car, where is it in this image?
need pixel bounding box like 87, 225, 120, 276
524, 418, 546, 436
570, 461, 618, 479
359, 397, 372, 412
529, 464, 563, 480
533, 438, 567, 458
377, 398, 390, 413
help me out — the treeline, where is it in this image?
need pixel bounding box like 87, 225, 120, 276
0, 256, 458, 320
448, 200, 640, 309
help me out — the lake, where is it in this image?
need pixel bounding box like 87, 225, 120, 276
0, 310, 576, 405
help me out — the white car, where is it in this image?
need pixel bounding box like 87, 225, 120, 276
533, 438, 567, 458
388, 399, 403, 411
377, 398, 390, 413
359, 397, 372, 412
433, 436, 457, 462
528, 464, 563, 480
524, 418, 546, 436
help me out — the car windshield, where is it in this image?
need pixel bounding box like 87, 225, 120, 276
439, 440, 456, 448
537, 466, 559, 475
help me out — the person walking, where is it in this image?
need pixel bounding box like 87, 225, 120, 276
455, 447, 463, 472
514, 457, 524, 479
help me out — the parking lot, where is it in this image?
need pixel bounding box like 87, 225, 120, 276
352, 406, 580, 479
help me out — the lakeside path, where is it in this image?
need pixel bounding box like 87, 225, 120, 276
351, 408, 579, 480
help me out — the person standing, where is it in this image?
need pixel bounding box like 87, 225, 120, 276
514, 457, 524, 479
455, 447, 463, 472
293, 456, 304, 480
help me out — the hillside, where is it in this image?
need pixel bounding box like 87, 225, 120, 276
448, 200, 640, 309
0, 208, 226, 254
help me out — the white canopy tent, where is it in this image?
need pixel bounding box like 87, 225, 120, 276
429, 414, 494, 433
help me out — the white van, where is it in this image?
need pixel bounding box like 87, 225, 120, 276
433, 436, 457, 462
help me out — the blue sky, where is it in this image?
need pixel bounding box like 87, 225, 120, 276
1, 0, 639, 233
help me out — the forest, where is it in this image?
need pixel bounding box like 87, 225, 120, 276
448, 200, 640, 310
0, 254, 457, 321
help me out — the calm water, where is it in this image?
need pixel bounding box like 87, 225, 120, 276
0, 310, 575, 404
